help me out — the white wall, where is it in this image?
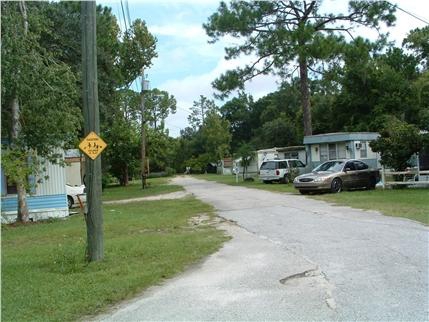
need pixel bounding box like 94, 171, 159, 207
65, 162, 83, 186
257, 150, 279, 169
36, 158, 67, 195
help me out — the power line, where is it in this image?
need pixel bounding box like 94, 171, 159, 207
117, 0, 141, 93
386, 1, 429, 25
125, 0, 132, 29
119, 0, 128, 31
396, 5, 429, 25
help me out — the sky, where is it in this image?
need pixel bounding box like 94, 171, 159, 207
101, 0, 429, 137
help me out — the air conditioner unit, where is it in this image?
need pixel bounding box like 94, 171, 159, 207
355, 141, 362, 149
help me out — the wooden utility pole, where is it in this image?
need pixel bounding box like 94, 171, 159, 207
140, 69, 148, 189
81, 1, 103, 262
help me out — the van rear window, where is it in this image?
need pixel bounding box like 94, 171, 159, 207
260, 161, 277, 170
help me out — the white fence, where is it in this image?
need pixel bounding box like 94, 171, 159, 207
381, 166, 429, 188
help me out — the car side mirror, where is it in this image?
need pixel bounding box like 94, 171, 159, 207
344, 167, 351, 172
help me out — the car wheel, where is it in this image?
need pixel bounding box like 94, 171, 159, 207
281, 175, 289, 184
367, 177, 376, 190
330, 178, 342, 193
67, 196, 74, 209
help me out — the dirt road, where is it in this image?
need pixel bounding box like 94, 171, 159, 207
98, 177, 428, 321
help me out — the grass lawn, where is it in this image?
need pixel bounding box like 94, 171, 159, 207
102, 177, 183, 201
192, 173, 297, 193
310, 188, 429, 225
1, 198, 228, 321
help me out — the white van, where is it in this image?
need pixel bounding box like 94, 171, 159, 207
259, 159, 306, 184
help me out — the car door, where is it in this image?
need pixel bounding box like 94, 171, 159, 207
353, 160, 370, 187
342, 161, 358, 188
295, 160, 307, 175
278, 161, 287, 178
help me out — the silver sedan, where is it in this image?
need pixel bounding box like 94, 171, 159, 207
293, 159, 380, 194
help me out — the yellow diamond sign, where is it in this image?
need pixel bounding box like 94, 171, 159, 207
79, 131, 107, 160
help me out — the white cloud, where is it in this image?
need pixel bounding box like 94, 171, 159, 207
150, 24, 206, 39
161, 55, 281, 137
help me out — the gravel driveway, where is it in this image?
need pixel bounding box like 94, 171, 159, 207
97, 176, 428, 321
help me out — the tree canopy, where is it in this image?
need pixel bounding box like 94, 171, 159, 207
204, 0, 396, 135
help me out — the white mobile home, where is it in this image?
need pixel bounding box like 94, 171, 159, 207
304, 132, 380, 169
1, 155, 69, 223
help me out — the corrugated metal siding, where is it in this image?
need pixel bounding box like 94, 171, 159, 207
1, 167, 6, 196
36, 157, 67, 196
1, 194, 67, 212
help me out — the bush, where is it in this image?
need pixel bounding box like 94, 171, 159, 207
370, 117, 423, 171
165, 167, 176, 176
102, 173, 116, 190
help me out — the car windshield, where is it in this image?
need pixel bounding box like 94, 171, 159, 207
260, 161, 277, 170
313, 161, 344, 172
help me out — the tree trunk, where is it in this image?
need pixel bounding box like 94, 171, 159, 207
299, 56, 312, 136
11, 97, 30, 223
123, 164, 129, 186
16, 180, 29, 222
11, 2, 30, 223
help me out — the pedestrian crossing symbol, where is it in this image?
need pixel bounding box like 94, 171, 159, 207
79, 131, 107, 160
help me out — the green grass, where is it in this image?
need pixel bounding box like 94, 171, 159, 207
192, 173, 297, 193
310, 188, 429, 225
102, 177, 183, 201
1, 198, 228, 321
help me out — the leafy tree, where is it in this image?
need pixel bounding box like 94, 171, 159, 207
252, 113, 299, 149
403, 26, 429, 70
175, 108, 232, 173
118, 19, 157, 87
187, 95, 218, 130
103, 113, 140, 186
204, 0, 396, 135
331, 40, 420, 131
412, 71, 429, 130
236, 143, 255, 180
220, 93, 253, 152
201, 111, 232, 163
147, 127, 177, 172
370, 117, 423, 171
38, 2, 122, 123
1, 2, 81, 222
145, 88, 177, 130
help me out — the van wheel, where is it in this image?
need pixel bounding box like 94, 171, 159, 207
330, 178, 343, 193
67, 196, 74, 209
281, 175, 289, 184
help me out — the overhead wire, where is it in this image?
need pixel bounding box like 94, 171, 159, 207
385, 1, 429, 25
118, 0, 186, 134
395, 5, 429, 25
